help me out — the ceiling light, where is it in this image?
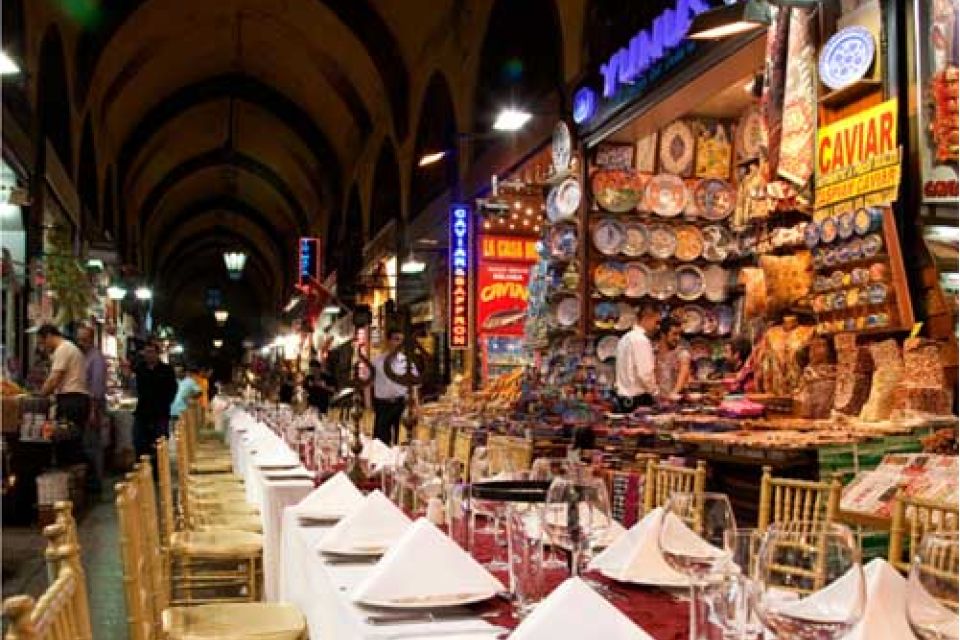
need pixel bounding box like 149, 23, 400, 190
525, 208, 533, 215
260, 346, 271, 356
134, 286, 152, 300
85, 258, 104, 270
514, 201, 522, 210
213, 339, 223, 349
688, 0, 771, 40
107, 286, 127, 300
170, 344, 184, 355
0, 51, 20, 76
418, 151, 447, 167
400, 251, 426, 275
214, 309, 229, 324
223, 251, 247, 280
322, 304, 341, 315
493, 108, 532, 132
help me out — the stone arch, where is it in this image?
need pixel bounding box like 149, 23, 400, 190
78, 115, 99, 225
37, 26, 73, 173
369, 140, 401, 238
340, 183, 364, 300
409, 70, 458, 219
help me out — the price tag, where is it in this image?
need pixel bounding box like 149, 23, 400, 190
909, 322, 924, 339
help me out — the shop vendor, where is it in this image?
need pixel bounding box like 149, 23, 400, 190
656, 317, 692, 401
615, 305, 660, 412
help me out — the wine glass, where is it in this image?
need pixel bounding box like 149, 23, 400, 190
470, 447, 497, 535
709, 528, 763, 640
753, 522, 865, 640
530, 457, 575, 570
658, 492, 736, 640
540, 476, 612, 578
907, 530, 959, 640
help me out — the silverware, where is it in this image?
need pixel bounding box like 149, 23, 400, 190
323, 556, 380, 566
365, 612, 485, 626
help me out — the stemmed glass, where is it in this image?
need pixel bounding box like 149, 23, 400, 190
529, 458, 574, 570
753, 522, 865, 640
710, 528, 763, 639
658, 492, 736, 640
540, 476, 612, 578
906, 530, 959, 640
470, 447, 497, 535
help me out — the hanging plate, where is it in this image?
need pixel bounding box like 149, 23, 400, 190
592, 218, 626, 256
676, 265, 706, 301
594, 262, 627, 298
622, 222, 648, 257
647, 224, 678, 260
645, 174, 688, 217
693, 178, 736, 221
674, 225, 704, 262
624, 263, 650, 298
659, 120, 696, 176
591, 169, 647, 213
551, 121, 573, 174
819, 26, 875, 91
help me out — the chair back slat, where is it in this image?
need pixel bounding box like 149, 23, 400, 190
435, 424, 456, 462
757, 467, 841, 531
453, 430, 474, 479
888, 491, 960, 575
643, 459, 707, 528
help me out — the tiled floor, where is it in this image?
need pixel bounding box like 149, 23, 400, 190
2, 486, 127, 639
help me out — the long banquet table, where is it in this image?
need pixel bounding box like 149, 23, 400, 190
225, 406, 689, 639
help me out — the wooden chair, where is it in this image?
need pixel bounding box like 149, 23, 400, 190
757, 466, 841, 531
115, 478, 307, 640
2, 503, 94, 640
643, 459, 707, 523
888, 490, 960, 574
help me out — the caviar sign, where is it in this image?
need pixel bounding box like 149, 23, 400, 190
298, 237, 321, 287
448, 205, 471, 350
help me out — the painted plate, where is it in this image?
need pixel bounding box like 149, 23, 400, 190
701, 225, 732, 262
645, 174, 688, 217
716, 305, 734, 335
616, 303, 637, 331
597, 335, 620, 362
804, 221, 820, 248
622, 223, 648, 257
624, 263, 650, 298
862, 233, 883, 257
593, 218, 626, 256
591, 169, 647, 213
820, 217, 838, 244
694, 179, 736, 221
702, 308, 719, 335
648, 265, 677, 301
545, 185, 565, 223
679, 305, 705, 334
647, 224, 678, 260
552, 121, 573, 174
675, 225, 704, 262
549, 225, 578, 260
819, 26, 875, 91
556, 296, 581, 327
594, 262, 627, 297
659, 120, 696, 176
703, 265, 728, 303
837, 211, 855, 240
676, 265, 706, 301
555, 177, 582, 218
593, 301, 619, 329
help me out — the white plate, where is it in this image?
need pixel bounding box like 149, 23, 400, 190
819, 26, 875, 91
296, 510, 347, 523
598, 567, 690, 588
357, 589, 499, 609
552, 121, 572, 174
555, 177, 582, 218
319, 543, 388, 557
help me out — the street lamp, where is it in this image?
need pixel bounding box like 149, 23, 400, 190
134, 286, 152, 300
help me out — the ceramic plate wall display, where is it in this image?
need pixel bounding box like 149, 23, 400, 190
862, 233, 883, 257
837, 211, 855, 239
869, 263, 889, 282
594, 262, 627, 297
557, 296, 581, 327
552, 121, 573, 174
591, 169, 647, 213
555, 177, 582, 218
694, 178, 736, 220
593, 218, 626, 256
702, 308, 719, 335
622, 223, 648, 257
819, 26, 875, 91
593, 301, 619, 329
597, 335, 619, 362
701, 225, 732, 262
659, 120, 696, 176
676, 265, 706, 301
645, 174, 688, 217
716, 305, 734, 335
624, 263, 650, 298
647, 224, 678, 259
549, 225, 578, 260
679, 305, 705, 334
804, 221, 820, 248
674, 225, 704, 262
703, 265, 728, 302
820, 217, 838, 243
649, 265, 677, 300
616, 303, 637, 331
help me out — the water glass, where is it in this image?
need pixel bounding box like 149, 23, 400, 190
506, 503, 546, 618
705, 528, 762, 639
906, 530, 959, 640
446, 481, 472, 551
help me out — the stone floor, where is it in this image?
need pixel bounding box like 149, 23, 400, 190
2, 483, 127, 639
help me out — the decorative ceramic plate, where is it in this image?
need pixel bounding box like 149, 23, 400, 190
679, 305, 705, 334
552, 121, 573, 174
648, 265, 677, 300
737, 106, 765, 160
674, 225, 704, 262
702, 308, 719, 335
694, 179, 736, 220
703, 265, 728, 302
820, 217, 838, 244
591, 169, 647, 213
622, 223, 648, 257
837, 211, 855, 240
716, 305, 734, 335
804, 221, 820, 248
624, 263, 650, 298
549, 225, 578, 260
556, 296, 581, 327
819, 26, 875, 91
645, 174, 688, 217
593, 301, 619, 329
594, 262, 627, 297
868, 283, 888, 304
597, 335, 619, 362
555, 177, 582, 218
545, 185, 563, 223
593, 218, 625, 256
854, 207, 881, 235
676, 265, 706, 301
862, 233, 883, 257
701, 225, 732, 262
647, 224, 678, 259
660, 120, 696, 176
616, 303, 637, 331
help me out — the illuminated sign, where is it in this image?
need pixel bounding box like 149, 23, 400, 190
448, 205, 471, 350
598, 0, 711, 99
479, 235, 539, 262
572, 87, 598, 124
298, 237, 321, 287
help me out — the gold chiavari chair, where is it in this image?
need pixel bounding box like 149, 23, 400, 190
642, 459, 707, 523
435, 423, 457, 462
453, 429, 474, 480
413, 422, 432, 444
757, 466, 842, 531
116, 479, 307, 640
888, 490, 960, 574
2, 504, 94, 640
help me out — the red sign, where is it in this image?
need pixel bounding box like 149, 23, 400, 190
479, 235, 539, 262
477, 262, 532, 336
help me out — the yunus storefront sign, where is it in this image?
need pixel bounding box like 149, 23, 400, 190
815, 99, 902, 215
448, 204, 471, 350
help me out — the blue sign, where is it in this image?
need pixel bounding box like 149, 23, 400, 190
572, 87, 598, 125
448, 204, 471, 350
298, 237, 321, 287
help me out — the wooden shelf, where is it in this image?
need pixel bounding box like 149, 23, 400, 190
818, 80, 883, 108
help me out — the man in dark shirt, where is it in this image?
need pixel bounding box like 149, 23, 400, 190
133, 341, 178, 460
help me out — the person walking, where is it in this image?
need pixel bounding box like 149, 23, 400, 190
369, 329, 415, 445
132, 341, 177, 460
76, 326, 107, 494
36, 324, 90, 464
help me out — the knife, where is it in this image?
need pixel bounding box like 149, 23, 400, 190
365, 612, 483, 626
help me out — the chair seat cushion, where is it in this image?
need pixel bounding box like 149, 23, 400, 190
193, 515, 263, 533
193, 501, 260, 515
170, 530, 263, 556
162, 602, 305, 639
189, 460, 234, 474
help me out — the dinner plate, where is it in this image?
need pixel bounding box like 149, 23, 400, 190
556, 296, 581, 327
703, 265, 728, 302
694, 179, 736, 220
358, 589, 500, 609
622, 223, 648, 257
599, 567, 690, 589
596, 335, 619, 362
616, 303, 637, 331
624, 263, 650, 298
591, 169, 647, 213
701, 225, 732, 262
674, 225, 704, 262
647, 224, 678, 260
837, 211, 855, 240
645, 174, 688, 217
804, 221, 820, 248
855, 207, 882, 235
819, 26, 875, 91
555, 177, 582, 218
594, 262, 627, 297
679, 305, 705, 334
648, 265, 677, 301
820, 217, 838, 244
676, 265, 706, 301
593, 218, 626, 256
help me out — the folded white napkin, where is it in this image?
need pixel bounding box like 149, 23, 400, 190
589, 507, 688, 587
316, 490, 411, 555
293, 471, 364, 520
361, 437, 398, 471
352, 518, 504, 607
252, 449, 300, 468
511, 577, 653, 640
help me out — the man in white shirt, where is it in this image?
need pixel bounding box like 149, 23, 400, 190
615, 306, 660, 413
37, 324, 91, 431
369, 329, 415, 445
